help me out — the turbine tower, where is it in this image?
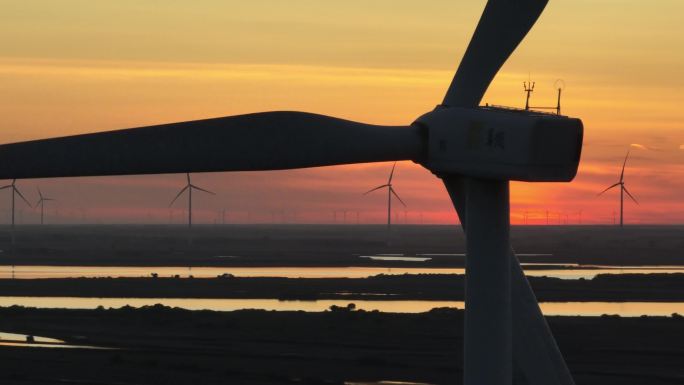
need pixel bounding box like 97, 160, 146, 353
169, 173, 215, 228
0, 179, 32, 228
35, 187, 55, 225
0, 1, 582, 384
364, 162, 406, 229
598, 150, 638, 227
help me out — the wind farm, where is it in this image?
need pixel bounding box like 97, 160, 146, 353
0, 1, 682, 385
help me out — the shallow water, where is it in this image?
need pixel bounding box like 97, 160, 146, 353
1, 296, 683, 317
0, 331, 111, 349
1, 264, 683, 280
0, 331, 63, 343
360, 256, 433, 262
346, 382, 433, 385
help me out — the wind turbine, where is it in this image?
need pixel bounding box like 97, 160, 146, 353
169, 173, 215, 228
0, 179, 32, 228
364, 162, 406, 229
35, 187, 55, 225
598, 150, 638, 227
0, 1, 583, 384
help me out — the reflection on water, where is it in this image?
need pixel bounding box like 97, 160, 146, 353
1, 297, 683, 317
0, 341, 113, 349
0, 331, 111, 350
0, 331, 63, 343
346, 382, 433, 385
360, 256, 433, 262
2, 265, 684, 280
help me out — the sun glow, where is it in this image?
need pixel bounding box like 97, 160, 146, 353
0, 1, 683, 224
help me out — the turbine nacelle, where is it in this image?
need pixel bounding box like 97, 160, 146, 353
415, 106, 583, 182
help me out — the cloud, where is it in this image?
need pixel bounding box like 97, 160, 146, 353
629, 143, 665, 152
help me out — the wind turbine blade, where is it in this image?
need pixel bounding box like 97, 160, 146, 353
511, 255, 576, 385
444, 176, 574, 384
597, 182, 620, 196
37, 187, 43, 199
443, 0, 549, 107
168, 186, 189, 207
0, 185, 11, 191
0, 112, 422, 180
190, 184, 215, 195
619, 150, 630, 182
387, 162, 397, 184
186, 173, 191, 184
14, 187, 32, 208
623, 185, 639, 205
363, 184, 388, 195
443, 176, 468, 227
389, 187, 407, 207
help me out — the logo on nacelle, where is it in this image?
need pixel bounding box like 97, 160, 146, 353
467, 121, 505, 151
486, 127, 505, 150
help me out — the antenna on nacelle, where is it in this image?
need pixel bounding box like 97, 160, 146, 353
523, 81, 535, 110
554, 79, 566, 115
524, 78, 565, 115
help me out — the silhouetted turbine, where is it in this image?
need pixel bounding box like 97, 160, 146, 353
0, 1, 584, 384
0, 179, 32, 228
35, 187, 55, 225
598, 150, 639, 227
364, 162, 406, 230
169, 173, 215, 228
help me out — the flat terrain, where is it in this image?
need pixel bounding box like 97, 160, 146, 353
2, 273, 684, 302
0, 224, 683, 266
0, 306, 682, 385
0, 225, 682, 384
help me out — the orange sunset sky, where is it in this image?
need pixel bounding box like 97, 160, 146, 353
1, 0, 683, 225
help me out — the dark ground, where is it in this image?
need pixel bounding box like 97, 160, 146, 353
0, 306, 682, 385
2, 273, 684, 302
0, 225, 682, 384
0, 224, 683, 267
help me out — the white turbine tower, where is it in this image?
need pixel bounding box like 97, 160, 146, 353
36, 187, 55, 225
0, 1, 582, 384
0, 179, 32, 228
598, 150, 638, 227
364, 162, 406, 229
169, 173, 215, 228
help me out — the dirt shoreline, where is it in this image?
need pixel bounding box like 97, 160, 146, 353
0, 224, 682, 267
0, 306, 682, 385
1, 273, 684, 302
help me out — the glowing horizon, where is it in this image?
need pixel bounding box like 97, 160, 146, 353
0, 0, 682, 225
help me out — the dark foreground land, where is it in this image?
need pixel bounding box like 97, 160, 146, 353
1, 225, 682, 384
3, 273, 684, 302
1, 224, 683, 267
0, 306, 682, 385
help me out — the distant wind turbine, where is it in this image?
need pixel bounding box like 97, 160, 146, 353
598, 150, 639, 227
169, 173, 215, 228
35, 187, 55, 225
364, 162, 406, 229
0, 179, 32, 228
